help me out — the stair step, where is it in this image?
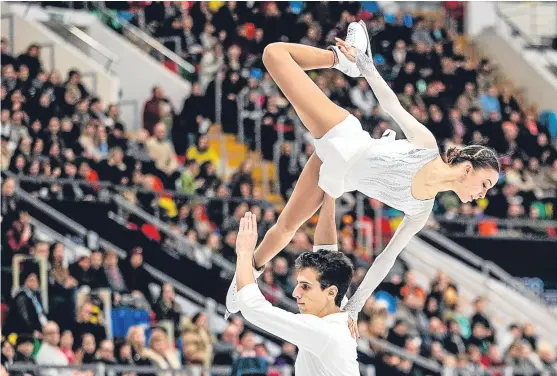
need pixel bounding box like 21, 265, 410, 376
253, 163, 276, 182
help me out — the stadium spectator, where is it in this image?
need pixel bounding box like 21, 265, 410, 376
126, 325, 153, 367
59, 330, 76, 364
95, 339, 116, 366
121, 247, 154, 306
3, 2, 557, 375
12, 334, 36, 376
35, 321, 71, 376
145, 122, 180, 188
143, 86, 174, 136
153, 283, 182, 333
185, 134, 219, 169
144, 327, 181, 370
213, 324, 240, 365
4, 270, 45, 336
1, 176, 17, 227
71, 301, 106, 347
48, 242, 78, 329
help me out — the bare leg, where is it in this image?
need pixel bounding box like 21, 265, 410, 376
262, 43, 349, 138
252, 43, 350, 268
314, 194, 338, 247
253, 153, 324, 268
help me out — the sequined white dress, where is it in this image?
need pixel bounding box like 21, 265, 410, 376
314, 49, 441, 320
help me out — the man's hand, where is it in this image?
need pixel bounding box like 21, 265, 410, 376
236, 211, 258, 258
335, 38, 357, 63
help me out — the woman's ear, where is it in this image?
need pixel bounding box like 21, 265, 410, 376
464, 161, 473, 175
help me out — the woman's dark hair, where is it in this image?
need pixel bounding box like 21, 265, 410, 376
295, 250, 354, 307
446, 145, 500, 172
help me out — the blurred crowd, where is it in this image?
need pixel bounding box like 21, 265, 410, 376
2, 1, 557, 375
109, 0, 557, 226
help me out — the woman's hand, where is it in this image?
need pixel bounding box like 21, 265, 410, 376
335, 38, 357, 63
348, 317, 360, 339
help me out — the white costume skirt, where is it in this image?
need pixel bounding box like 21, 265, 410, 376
313, 114, 395, 198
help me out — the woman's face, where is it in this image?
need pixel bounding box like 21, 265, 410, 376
427, 298, 438, 312
1, 341, 14, 360
60, 330, 74, 349
53, 243, 65, 262
20, 137, 32, 152
195, 313, 208, 328
453, 165, 499, 203
82, 334, 96, 354
29, 161, 40, 175
150, 332, 168, 354
15, 155, 25, 170
131, 328, 146, 347
61, 119, 73, 132
119, 344, 132, 359
512, 158, 523, 170
33, 139, 44, 154
49, 143, 60, 156
39, 94, 50, 107
528, 158, 539, 171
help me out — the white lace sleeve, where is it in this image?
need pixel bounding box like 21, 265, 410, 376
355, 50, 438, 150
343, 210, 431, 321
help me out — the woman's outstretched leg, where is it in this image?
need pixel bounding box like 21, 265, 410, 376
262, 42, 349, 138
253, 153, 324, 268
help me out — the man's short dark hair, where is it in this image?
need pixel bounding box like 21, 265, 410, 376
295, 250, 354, 306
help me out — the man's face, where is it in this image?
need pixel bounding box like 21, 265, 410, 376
292, 268, 335, 315
43, 323, 60, 346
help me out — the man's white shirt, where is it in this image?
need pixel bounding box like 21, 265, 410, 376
35, 342, 72, 376
237, 283, 359, 376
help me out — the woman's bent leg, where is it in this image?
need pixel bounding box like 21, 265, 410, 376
263, 43, 349, 139
253, 153, 324, 268
314, 194, 338, 247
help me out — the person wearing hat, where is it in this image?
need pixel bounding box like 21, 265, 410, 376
4, 271, 47, 337
12, 334, 36, 376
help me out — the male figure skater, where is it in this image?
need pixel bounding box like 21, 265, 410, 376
234, 203, 359, 375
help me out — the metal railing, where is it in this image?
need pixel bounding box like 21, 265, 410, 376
1, 12, 101, 96
8, 182, 467, 373
215, 71, 227, 177
7, 185, 395, 372
43, 20, 119, 71
435, 216, 557, 241
90, 2, 195, 76
5, 363, 291, 376
12, 185, 287, 343
420, 228, 557, 315
157, 36, 183, 58
7, 354, 555, 376
6, 172, 272, 206
1, 14, 16, 55
495, 2, 557, 48
494, 3, 557, 74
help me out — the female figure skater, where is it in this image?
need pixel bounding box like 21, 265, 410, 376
227, 21, 500, 335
